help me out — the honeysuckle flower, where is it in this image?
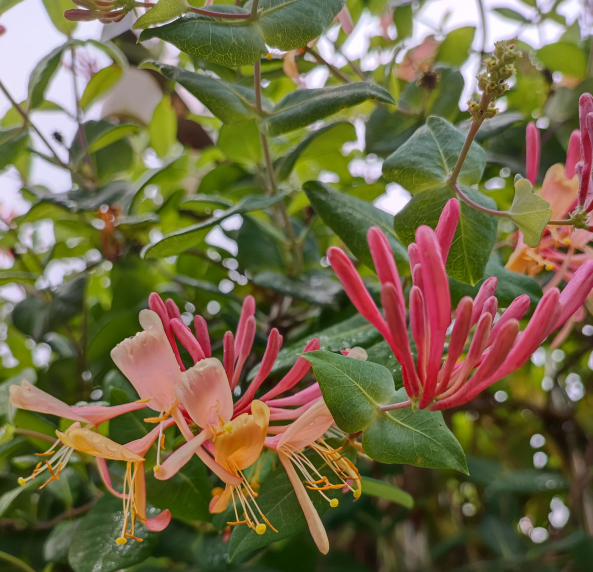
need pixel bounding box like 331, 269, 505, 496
64, 0, 132, 22
111, 308, 241, 485
15, 422, 171, 544
328, 198, 593, 412
265, 398, 361, 554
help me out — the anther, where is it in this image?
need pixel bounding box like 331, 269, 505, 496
330, 499, 339, 508
116, 537, 127, 545
256, 523, 267, 535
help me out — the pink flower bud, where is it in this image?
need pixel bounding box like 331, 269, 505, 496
64, 8, 97, 21
578, 94, 593, 207
526, 122, 540, 185
565, 130, 581, 179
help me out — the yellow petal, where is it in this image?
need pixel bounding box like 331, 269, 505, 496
57, 426, 144, 462
214, 401, 269, 473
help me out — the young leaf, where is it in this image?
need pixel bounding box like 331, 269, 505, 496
68, 496, 160, 572
138, 10, 267, 67
394, 186, 497, 285
149, 95, 178, 158
435, 26, 475, 66
361, 477, 414, 509
260, 83, 396, 136
0, 0, 24, 16
303, 351, 468, 473
79, 64, 123, 110
142, 62, 263, 124
218, 119, 262, 164
248, 0, 345, 51
383, 116, 486, 193
0, 128, 28, 173
537, 42, 587, 79
133, 0, 188, 29
508, 178, 552, 247
28, 44, 65, 110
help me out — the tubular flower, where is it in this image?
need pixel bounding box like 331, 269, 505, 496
15, 422, 171, 544
64, 0, 135, 22
266, 399, 362, 554
328, 198, 593, 411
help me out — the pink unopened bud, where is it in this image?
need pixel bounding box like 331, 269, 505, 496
526, 122, 540, 186
64, 8, 97, 21
337, 6, 354, 34
194, 315, 211, 358
0, 24, 6, 35
170, 318, 205, 363
149, 293, 184, 370
223, 331, 234, 386
234, 295, 256, 359
585, 114, 593, 212
578, 94, 593, 207
435, 199, 460, 260
565, 130, 581, 179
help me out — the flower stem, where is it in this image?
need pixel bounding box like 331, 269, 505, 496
254, 60, 302, 276
190, 6, 251, 19
0, 552, 36, 572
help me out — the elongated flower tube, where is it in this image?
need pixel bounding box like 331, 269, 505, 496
328, 199, 593, 411
266, 399, 361, 554
526, 121, 540, 185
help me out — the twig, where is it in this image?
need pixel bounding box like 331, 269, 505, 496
35, 499, 97, 530
0, 79, 68, 171
304, 46, 350, 84
0, 552, 36, 572
13, 428, 56, 444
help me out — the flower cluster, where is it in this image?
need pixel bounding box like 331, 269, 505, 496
10, 293, 362, 553
328, 199, 593, 412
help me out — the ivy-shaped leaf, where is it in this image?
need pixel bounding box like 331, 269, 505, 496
508, 178, 552, 247
133, 0, 188, 29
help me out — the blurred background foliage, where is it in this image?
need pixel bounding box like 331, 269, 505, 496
1, 0, 593, 570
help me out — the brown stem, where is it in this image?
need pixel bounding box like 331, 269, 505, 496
13, 428, 57, 444
304, 46, 350, 84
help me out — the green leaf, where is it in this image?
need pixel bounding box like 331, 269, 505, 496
261, 82, 396, 137
28, 44, 65, 110
12, 276, 87, 341
41, 0, 76, 36
145, 457, 212, 522
218, 119, 262, 164
365, 108, 421, 156
79, 64, 123, 110
393, 186, 497, 285
228, 450, 341, 560
383, 116, 486, 192
0, 481, 35, 519
449, 254, 542, 307
277, 122, 356, 181
508, 178, 552, 247
87, 123, 139, 154
68, 496, 160, 572
249, 0, 345, 51
253, 271, 343, 306
0, 128, 28, 173
537, 42, 587, 79
138, 9, 267, 67
142, 62, 262, 124
435, 27, 475, 66
142, 194, 285, 258
133, 0, 188, 28
303, 351, 468, 473
149, 95, 178, 158
304, 180, 408, 271
361, 477, 414, 508
0, 369, 36, 424
492, 7, 529, 22
0, 0, 24, 16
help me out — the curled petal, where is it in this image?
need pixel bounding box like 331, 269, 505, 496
135, 468, 172, 531
154, 429, 210, 480
266, 383, 322, 407
277, 398, 334, 451
111, 309, 181, 412
74, 401, 148, 426
126, 417, 176, 456
176, 358, 233, 428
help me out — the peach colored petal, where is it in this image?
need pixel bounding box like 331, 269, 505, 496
135, 467, 172, 531
10, 381, 88, 423
540, 163, 579, 220
176, 358, 233, 428
57, 425, 144, 462
279, 452, 329, 554
210, 484, 233, 514
154, 429, 210, 480
277, 399, 334, 452
111, 309, 181, 412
